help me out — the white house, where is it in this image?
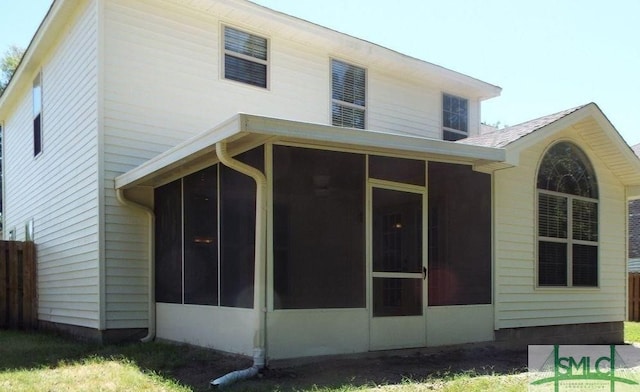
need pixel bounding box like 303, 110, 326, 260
1, 0, 640, 362
629, 144, 640, 273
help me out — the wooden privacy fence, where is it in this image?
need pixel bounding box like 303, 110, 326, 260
630, 273, 640, 322
0, 241, 37, 329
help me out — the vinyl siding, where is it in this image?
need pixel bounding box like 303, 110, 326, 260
368, 70, 442, 138
101, 0, 479, 328
494, 118, 627, 329
2, 2, 100, 328
101, 0, 474, 152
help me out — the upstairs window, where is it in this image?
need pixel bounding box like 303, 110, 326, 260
33, 73, 42, 156
537, 142, 598, 287
223, 26, 268, 88
442, 93, 468, 141
331, 59, 366, 129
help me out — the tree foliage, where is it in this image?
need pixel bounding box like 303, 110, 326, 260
0, 45, 22, 222
0, 45, 25, 96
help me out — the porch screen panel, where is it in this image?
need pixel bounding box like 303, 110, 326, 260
273, 145, 365, 309
183, 166, 218, 305
220, 146, 264, 308
154, 180, 183, 303
427, 162, 491, 306
369, 155, 425, 186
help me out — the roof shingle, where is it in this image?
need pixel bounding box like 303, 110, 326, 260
459, 105, 586, 148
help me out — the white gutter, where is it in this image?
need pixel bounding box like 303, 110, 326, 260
115, 189, 156, 343
211, 141, 267, 387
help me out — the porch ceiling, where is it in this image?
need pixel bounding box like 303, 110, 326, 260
114, 114, 507, 189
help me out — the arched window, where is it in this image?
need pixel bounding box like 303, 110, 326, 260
537, 142, 598, 287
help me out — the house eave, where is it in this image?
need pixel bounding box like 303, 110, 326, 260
0, 0, 81, 118
115, 114, 506, 190
175, 0, 501, 100
502, 103, 640, 187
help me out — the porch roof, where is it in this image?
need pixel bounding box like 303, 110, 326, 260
115, 114, 506, 189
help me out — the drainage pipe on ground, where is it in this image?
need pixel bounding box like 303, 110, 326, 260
116, 188, 156, 343
210, 348, 265, 388
211, 141, 268, 388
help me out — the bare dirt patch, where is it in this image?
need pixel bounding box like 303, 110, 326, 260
167, 344, 528, 391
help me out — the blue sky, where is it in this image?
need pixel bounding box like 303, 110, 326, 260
2, 0, 638, 146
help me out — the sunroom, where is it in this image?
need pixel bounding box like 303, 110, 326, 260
115, 114, 506, 360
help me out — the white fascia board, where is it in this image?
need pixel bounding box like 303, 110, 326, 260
114, 115, 244, 189
116, 113, 506, 190
240, 114, 506, 162
503, 103, 640, 186
503, 106, 595, 165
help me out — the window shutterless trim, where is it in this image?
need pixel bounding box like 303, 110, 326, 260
222, 25, 269, 89
442, 93, 468, 140
331, 58, 367, 129
536, 187, 599, 287
33, 72, 43, 157
536, 141, 600, 288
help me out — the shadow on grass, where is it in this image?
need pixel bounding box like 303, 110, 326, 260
0, 329, 528, 392
0, 329, 251, 392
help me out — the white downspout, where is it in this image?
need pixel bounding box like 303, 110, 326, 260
115, 188, 156, 343
211, 141, 267, 388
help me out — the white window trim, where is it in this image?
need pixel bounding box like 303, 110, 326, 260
33, 72, 43, 157
331, 58, 367, 129
537, 189, 599, 288
442, 93, 468, 138
221, 24, 269, 89
442, 128, 467, 138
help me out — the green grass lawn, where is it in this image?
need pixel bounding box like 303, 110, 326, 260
625, 321, 640, 343
1, 324, 640, 391
0, 330, 195, 391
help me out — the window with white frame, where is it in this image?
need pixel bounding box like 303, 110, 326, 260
442, 93, 468, 141
537, 142, 598, 287
331, 59, 366, 129
223, 26, 268, 88
33, 72, 42, 156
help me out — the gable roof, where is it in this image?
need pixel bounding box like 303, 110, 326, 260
463, 103, 640, 189
459, 105, 585, 148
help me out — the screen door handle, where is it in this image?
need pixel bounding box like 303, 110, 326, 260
422, 266, 426, 280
